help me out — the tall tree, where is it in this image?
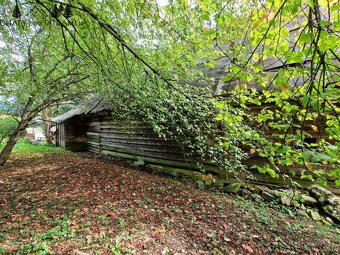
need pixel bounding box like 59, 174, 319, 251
0, 5, 94, 165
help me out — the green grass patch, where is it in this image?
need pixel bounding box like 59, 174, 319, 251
0, 139, 65, 154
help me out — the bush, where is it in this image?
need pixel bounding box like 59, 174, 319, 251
0, 116, 17, 144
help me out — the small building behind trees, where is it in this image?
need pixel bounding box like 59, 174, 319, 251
50, 97, 340, 195
51, 98, 187, 163
51, 99, 109, 151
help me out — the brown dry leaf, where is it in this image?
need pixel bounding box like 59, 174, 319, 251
280, 85, 288, 91
1, 152, 339, 254
73, 249, 89, 255
242, 243, 254, 254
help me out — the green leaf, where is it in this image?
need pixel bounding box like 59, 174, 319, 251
316, 177, 327, 187
302, 151, 313, 162
318, 153, 333, 163
300, 33, 311, 43
335, 180, 340, 187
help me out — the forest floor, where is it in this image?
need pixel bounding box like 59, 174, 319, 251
0, 151, 339, 255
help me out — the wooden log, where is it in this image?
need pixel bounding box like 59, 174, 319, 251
101, 145, 187, 162
148, 164, 209, 180
100, 137, 179, 147
87, 141, 99, 146
88, 144, 99, 149
100, 133, 175, 141
99, 129, 160, 136
100, 142, 183, 154
100, 124, 153, 130
86, 132, 99, 136
101, 150, 226, 177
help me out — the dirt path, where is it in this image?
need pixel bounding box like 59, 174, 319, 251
0, 152, 339, 255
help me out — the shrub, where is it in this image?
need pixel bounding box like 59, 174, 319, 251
0, 116, 17, 144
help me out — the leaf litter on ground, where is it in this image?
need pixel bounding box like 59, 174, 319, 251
0, 152, 339, 254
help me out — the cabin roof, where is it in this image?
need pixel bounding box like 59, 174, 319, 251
52, 98, 111, 123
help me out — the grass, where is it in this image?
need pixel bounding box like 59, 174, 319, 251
0, 139, 65, 154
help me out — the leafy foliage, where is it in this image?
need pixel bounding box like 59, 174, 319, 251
0, 116, 17, 144
215, 0, 340, 186
0, 2, 99, 165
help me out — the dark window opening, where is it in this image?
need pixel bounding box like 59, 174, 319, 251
304, 137, 317, 144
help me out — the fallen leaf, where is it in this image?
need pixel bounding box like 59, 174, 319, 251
242, 244, 254, 254
73, 249, 88, 255
311, 125, 318, 132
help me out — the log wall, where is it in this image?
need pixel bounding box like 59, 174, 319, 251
86, 115, 191, 164
84, 113, 331, 172
57, 116, 87, 151
83, 113, 339, 195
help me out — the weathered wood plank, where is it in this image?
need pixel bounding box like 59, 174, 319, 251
101, 145, 186, 162
100, 133, 174, 141
87, 132, 100, 136
101, 149, 226, 177
101, 142, 184, 155
100, 137, 180, 147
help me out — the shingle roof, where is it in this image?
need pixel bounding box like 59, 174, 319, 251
52, 97, 111, 123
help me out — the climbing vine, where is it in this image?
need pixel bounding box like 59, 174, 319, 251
215, 0, 340, 186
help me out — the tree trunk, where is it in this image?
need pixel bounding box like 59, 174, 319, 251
45, 121, 53, 144
0, 121, 28, 166
0, 97, 34, 166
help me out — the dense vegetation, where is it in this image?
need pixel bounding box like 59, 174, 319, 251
0, 116, 17, 145
0, 0, 339, 188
